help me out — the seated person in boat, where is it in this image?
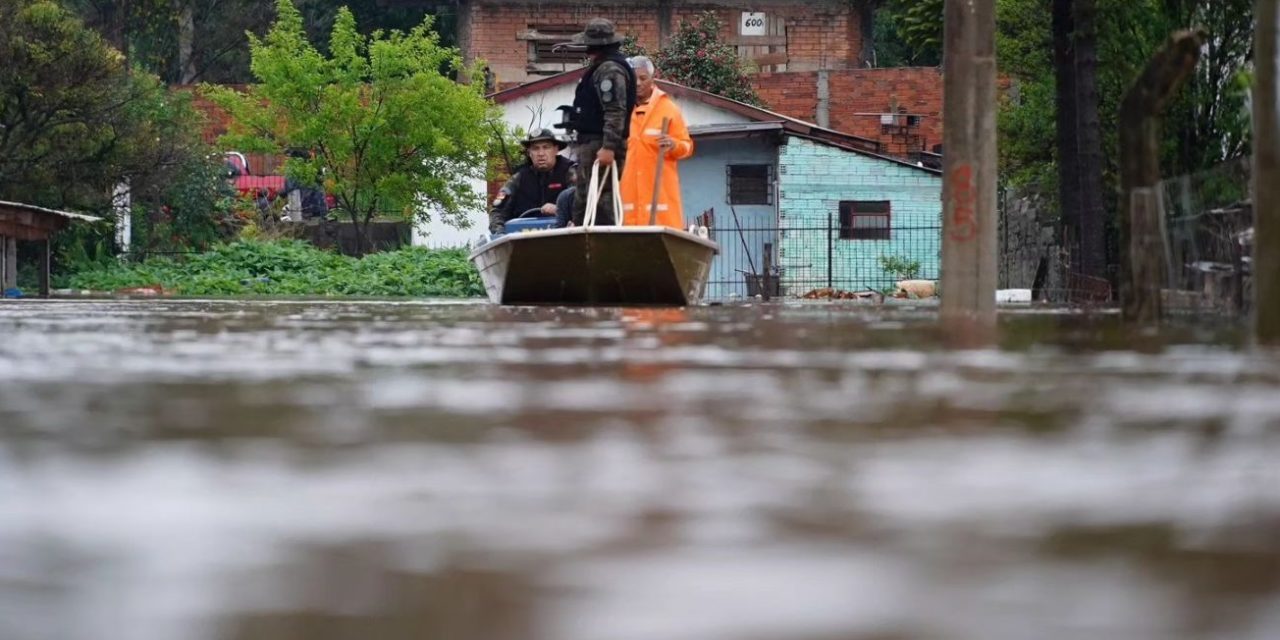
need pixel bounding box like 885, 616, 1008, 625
488, 128, 573, 234
620, 55, 693, 228
558, 162, 583, 227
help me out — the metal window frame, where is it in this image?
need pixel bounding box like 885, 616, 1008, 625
526, 24, 583, 65
726, 164, 773, 205
838, 200, 892, 240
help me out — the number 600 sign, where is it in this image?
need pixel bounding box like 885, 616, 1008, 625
740, 12, 767, 36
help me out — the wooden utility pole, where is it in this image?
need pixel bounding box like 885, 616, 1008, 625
1118, 30, 1205, 323
940, 0, 998, 323
1257, 0, 1280, 343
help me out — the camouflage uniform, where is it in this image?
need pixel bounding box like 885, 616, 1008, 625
562, 19, 637, 227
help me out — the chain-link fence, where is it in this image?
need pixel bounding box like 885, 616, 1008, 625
1160, 156, 1252, 315
702, 221, 941, 301
996, 156, 1253, 313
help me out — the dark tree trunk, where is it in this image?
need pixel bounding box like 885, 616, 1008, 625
337, 198, 369, 258
176, 0, 197, 84
98, 0, 130, 67
1052, 0, 1081, 275
1073, 0, 1107, 280
357, 214, 372, 258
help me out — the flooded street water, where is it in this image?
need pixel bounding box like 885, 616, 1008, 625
1, 299, 1278, 640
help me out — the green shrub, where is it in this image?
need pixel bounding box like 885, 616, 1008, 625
66, 239, 484, 297
878, 255, 922, 281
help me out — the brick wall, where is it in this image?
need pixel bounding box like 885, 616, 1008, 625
466, 2, 663, 84
777, 137, 942, 293
753, 68, 944, 158
827, 68, 943, 157
466, 1, 866, 86
752, 71, 818, 122
186, 90, 231, 145
183, 86, 287, 175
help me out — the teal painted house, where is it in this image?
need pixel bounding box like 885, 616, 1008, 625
682, 125, 942, 298
776, 137, 942, 294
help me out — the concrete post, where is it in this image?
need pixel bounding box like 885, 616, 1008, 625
1256, 0, 1280, 343
816, 70, 831, 128
1118, 30, 1205, 323
940, 0, 998, 324
286, 190, 303, 222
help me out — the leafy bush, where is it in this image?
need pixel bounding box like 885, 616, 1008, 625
132, 153, 244, 254
642, 12, 762, 106
66, 239, 484, 297
878, 255, 922, 281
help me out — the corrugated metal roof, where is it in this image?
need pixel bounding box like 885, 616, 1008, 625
0, 201, 102, 222
689, 121, 785, 138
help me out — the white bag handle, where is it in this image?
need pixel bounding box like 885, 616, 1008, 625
583, 162, 601, 227
611, 160, 622, 225
582, 160, 624, 227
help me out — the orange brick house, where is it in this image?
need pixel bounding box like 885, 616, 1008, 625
449, 0, 943, 159
454, 0, 878, 86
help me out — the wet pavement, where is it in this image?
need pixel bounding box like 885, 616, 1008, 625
1, 299, 1278, 640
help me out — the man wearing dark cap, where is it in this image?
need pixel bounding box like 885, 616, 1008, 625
560, 18, 636, 227
488, 128, 574, 234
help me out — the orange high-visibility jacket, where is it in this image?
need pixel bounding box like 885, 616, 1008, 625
620, 88, 694, 228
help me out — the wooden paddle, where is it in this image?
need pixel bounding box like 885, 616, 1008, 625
647, 117, 672, 226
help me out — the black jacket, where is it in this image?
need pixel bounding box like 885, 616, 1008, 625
488, 156, 574, 232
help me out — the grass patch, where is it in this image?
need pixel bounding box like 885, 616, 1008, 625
66, 239, 484, 297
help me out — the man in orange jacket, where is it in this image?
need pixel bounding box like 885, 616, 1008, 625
620, 56, 694, 228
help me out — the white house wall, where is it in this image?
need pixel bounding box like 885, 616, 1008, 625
413, 174, 489, 249
413, 87, 580, 248
502, 85, 579, 134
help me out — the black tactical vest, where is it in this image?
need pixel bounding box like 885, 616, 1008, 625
571, 51, 637, 138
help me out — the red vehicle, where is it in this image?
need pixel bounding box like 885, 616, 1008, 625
224, 151, 286, 200
223, 151, 336, 213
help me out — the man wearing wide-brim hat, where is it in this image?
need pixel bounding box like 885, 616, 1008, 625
558, 18, 637, 227
488, 128, 574, 234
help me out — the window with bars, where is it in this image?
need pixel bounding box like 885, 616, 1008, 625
528, 24, 583, 65
727, 164, 772, 205
839, 200, 891, 240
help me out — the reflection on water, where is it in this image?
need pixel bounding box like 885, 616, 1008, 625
1, 299, 1278, 640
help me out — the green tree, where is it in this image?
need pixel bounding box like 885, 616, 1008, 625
874, 0, 944, 66
0, 0, 213, 211
0, 0, 142, 207
204, 0, 498, 256
998, 0, 1253, 188
2, 0, 235, 280
649, 12, 762, 106
68, 0, 455, 85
